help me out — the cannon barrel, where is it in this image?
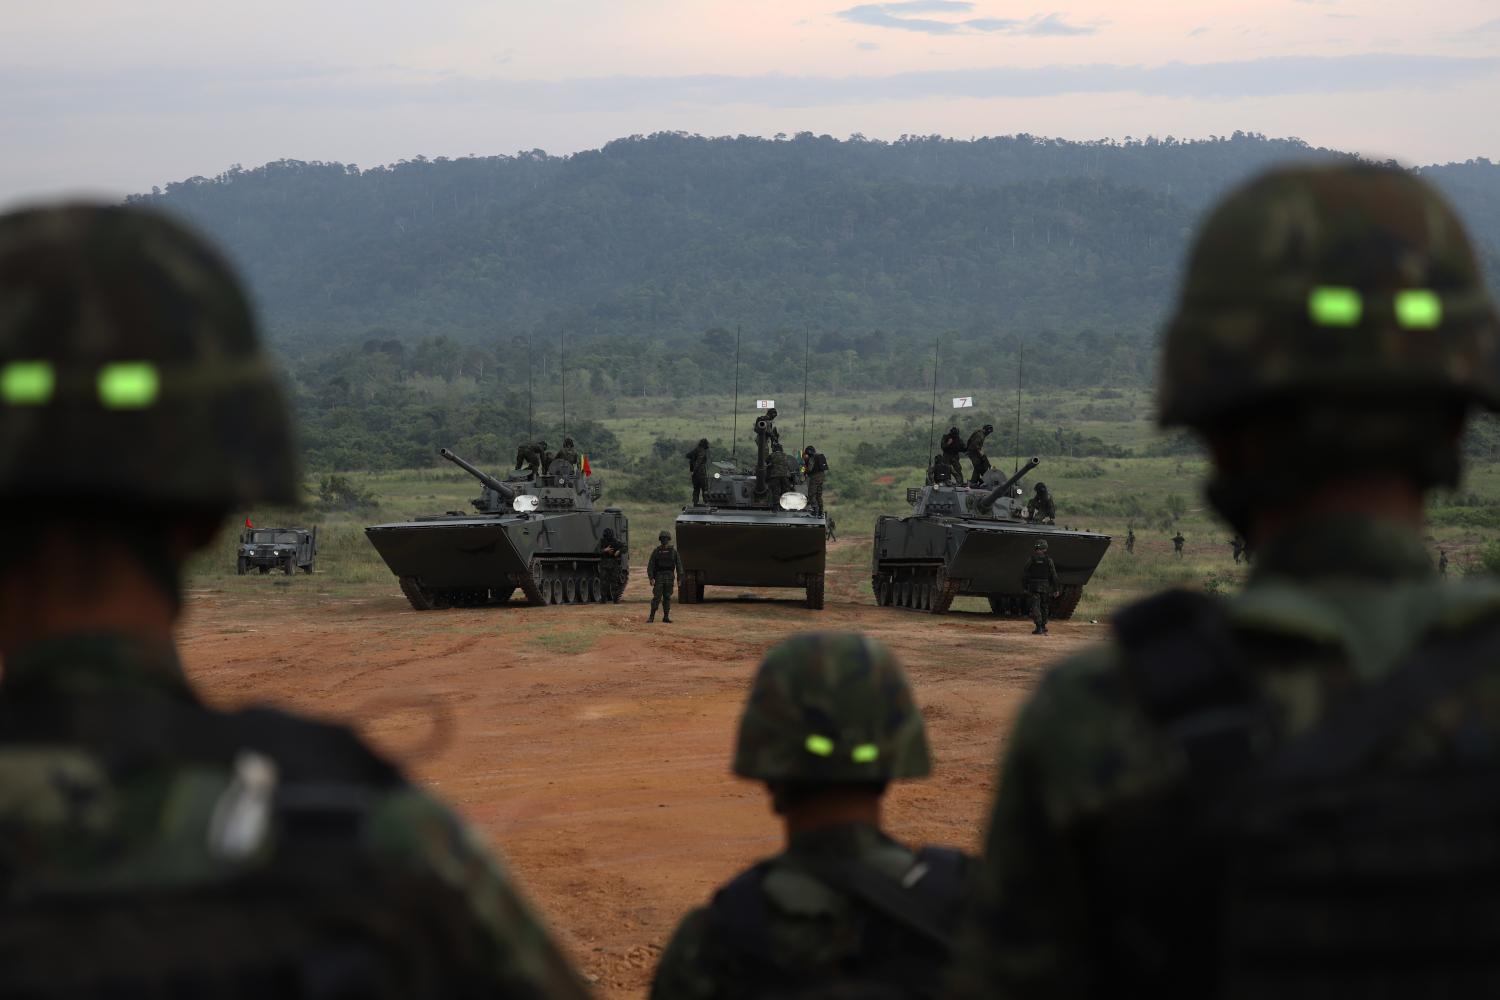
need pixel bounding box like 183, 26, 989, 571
439, 448, 516, 501
979, 456, 1041, 511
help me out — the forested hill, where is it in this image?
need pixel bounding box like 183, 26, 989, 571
129, 132, 1500, 349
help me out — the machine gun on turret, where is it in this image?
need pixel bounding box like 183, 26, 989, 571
977, 456, 1041, 513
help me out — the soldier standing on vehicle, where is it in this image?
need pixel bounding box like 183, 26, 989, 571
1172, 531, 1185, 557
940, 426, 965, 482
648, 530, 683, 623
652, 633, 971, 1000
687, 438, 710, 505
554, 435, 579, 470
514, 438, 549, 477
1026, 482, 1056, 523
965, 424, 994, 485
765, 443, 794, 502
802, 444, 829, 516
950, 164, 1500, 997
1021, 540, 1061, 635
0, 204, 587, 997
599, 527, 627, 603
1125, 527, 1136, 554
930, 454, 956, 485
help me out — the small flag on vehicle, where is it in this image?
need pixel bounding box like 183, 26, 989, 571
245, 517, 253, 528
953, 396, 974, 408
582, 454, 592, 477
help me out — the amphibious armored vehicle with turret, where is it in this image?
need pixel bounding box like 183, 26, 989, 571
871, 457, 1110, 617
674, 409, 827, 609
366, 448, 629, 610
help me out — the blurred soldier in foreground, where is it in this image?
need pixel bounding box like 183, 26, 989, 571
0, 205, 587, 997
964, 424, 993, 485
765, 442, 794, 502
802, 444, 829, 516
598, 527, 627, 603
1025, 482, 1055, 523
554, 435, 579, 470
686, 438, 710, 505
648, 530, 682, 623
514, 438, 550, 477
940, 426, 965, 482
652, 633, 970, 1000
951, 165, 1500, 997
1021, 539, 1060, 635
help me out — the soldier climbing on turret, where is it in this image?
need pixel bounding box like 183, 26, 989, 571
598, 528, 627, 604
1026, 482, 1056, 523
554, 436, 579, 470
966, 424, 994, 486
802, 445, 828, 516
687, 438, 711, 505
513, 439, 549, 477
941, 426, 965, 482
766, 443, 795, 503
648, 530, 684, 623
1022, 540, 1061, 635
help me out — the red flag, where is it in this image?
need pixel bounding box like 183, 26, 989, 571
582, 454, 592, 477
245, 517, 253, 528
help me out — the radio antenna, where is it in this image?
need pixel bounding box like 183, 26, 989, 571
927, 338, 940, 468
560, 329, 567, 440
801, 325, 810, 458
730, 324, 742, 462
1014, 341, 1024, 475
527, 329, 534, 440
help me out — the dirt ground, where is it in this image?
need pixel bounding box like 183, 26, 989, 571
178, 538, 1108, 997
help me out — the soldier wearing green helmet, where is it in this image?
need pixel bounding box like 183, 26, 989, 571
0, 204, 587, 998
652, 632, 971, 999
951, 164, 1500, 996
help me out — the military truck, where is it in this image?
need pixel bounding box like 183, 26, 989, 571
675, 409, 827, 609
237, 527, 317, 575
366, 448, 629, 610
872, 458, 1110, 617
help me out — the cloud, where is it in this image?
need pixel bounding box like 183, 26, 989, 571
836, 3, 1093, 36
856, 41, 881, 50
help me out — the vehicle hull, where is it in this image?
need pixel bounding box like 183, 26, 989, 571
674, 507, 828, 608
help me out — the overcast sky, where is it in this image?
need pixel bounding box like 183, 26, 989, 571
4, 0, 1498, 207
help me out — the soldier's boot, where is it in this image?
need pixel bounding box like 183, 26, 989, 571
662, 597, 672, 623
648, 597, 658, 623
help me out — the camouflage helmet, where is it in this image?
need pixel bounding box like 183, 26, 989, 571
0, 204, 297, 508
1034, 539, 1048, 551
1160, 164, 1500, 429
733, 632, 930, 783
658, 530, 671, 542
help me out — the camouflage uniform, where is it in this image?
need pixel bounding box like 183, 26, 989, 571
1025, 483, 1055, 523
598, 528, 627, 603
1125, 528, 1135, 554
554, 436, 579, 470
687, 439, 710, 506
0, 205, 588, 998
951, 166, 1500, 997
648, 532, 682, 622
1021, 542, 1060, 635
964, 425, 993, 485
802, 445, 828, 517
1172, 531, 1185, 557
1439, 549, 1449, 578
514, 440, 549, 477
652, 634, 970, 1000
765, 446, 794, 502
940, 427, 965, 482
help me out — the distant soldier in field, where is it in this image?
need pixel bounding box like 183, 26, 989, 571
648, 530, 683, 623
514, 438, 549, 477
951, 164, 1500, 998
1439, 548, 1450, 579
766, 443, 794, 502
826, 515, 838, 541
599, 527, 627, 603
652, 633, 971, 1000
965, 424, 994, 485
1125, 527, 1136, 554
802, 444, 829, 516
687, 438, 711, 505
940, 426, 965, 482
1231, 534, 1246, 563
554, 435, 579, 470
1172, 531, 1185, 557
1026, 482, 1056, 523
1021, 539, 1061, 635
0, 203, 587, 997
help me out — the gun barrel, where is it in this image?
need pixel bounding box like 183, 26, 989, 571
980, 456, 1041, 511
439, 448, 516, 501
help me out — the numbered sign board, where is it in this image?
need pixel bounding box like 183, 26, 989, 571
756, 399, 775, 409
953, 396, 974, 409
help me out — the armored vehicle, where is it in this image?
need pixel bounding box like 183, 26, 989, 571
237, 527, 316, 575
675, 410, 827, 609
872, 458, 1110, 617
366, 448, 629, 610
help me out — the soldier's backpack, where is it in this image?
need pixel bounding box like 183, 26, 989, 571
704, 845, 970, 999
1102, 589, 1500, 997
0, 695, 500, 999
809, 453, 829, 475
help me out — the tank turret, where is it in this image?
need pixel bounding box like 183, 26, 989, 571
440, 447, 517, 510
978, 456, 1041, 512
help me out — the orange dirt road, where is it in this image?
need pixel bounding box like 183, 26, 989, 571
178, 542, 1108, 996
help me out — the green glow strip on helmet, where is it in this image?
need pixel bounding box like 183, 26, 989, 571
851, 743, 880, 763
1308, 286, 1363, 327
0, 360, 55, 405
1395, 289, 1443, 330
805, 734, 835, 757
97, 362, 160, 409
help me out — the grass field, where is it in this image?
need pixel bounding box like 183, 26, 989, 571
192, 390, 1497, 612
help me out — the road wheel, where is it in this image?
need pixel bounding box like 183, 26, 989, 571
236, 557, 247, 576
300, 563, 313, 574
258, 565, 270, 575
283, 558, 294, 576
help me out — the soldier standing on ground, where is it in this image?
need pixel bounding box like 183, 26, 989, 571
802, 444, 829, 516
1230, 534, 1245, 563
965, 424, 994, 486
0, 204, 587, 997
950, 164, 1500, 997
648, 530, 683, 623
687, 438, 710, 505
652, 633, 972, 1000
1439, 548, 1450, 578
1172, 531, 1185, 557
765, 443, 794, 502
940, 426, 965, 482
599, 527, 627, 603
1125, 527, 1136, 554
1026, 482, 1056, 523
1021, 540, 1061, 635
